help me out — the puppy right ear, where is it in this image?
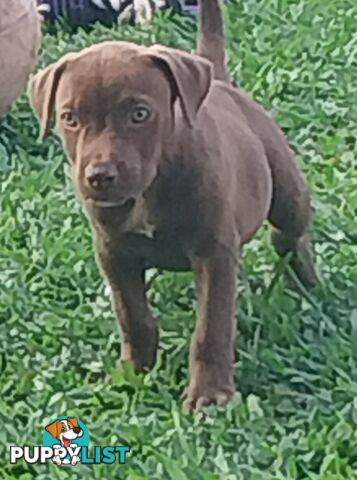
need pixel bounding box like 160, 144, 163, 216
143, 45, 213, 128
29, 54, 73, 140
67, 417, 79, 428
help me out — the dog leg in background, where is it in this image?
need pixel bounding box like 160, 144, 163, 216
183, 246, 238, 411
96, 240, 159, 371
197, 0, 229, 82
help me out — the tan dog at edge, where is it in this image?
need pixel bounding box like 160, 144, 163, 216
30, 0, 318, 411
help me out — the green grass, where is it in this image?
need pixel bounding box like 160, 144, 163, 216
1, 0, 357, 478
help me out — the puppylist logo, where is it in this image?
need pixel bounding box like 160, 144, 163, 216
10, 416, 130, 466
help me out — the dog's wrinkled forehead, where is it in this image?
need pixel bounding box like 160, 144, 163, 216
30, 40, 213, 138
57, 44, 170, 112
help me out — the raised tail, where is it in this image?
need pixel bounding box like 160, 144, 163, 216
197, 0, 229, 82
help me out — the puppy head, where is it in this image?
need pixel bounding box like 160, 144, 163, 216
45, 417, 82, 441
29, 41, 212, 209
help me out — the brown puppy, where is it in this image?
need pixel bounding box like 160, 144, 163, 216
30, 3, 317, 411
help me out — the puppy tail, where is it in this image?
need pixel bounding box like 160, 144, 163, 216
197, 0, 229, 82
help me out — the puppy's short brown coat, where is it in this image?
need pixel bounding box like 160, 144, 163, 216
30, 0, 317, 411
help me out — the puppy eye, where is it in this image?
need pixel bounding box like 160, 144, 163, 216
61, 427, 66, 432
61, 111, 80, 129
129, 106, 151, 124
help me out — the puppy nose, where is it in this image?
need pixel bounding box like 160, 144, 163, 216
85, 163, 117, 190
73, 427, 81, 434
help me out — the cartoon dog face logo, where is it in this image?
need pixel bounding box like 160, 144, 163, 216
45, 417, 83, 448
45, 417, 83, 465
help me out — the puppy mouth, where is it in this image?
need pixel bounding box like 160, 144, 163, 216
86, 197, 135, 210
62, 437, 71, 448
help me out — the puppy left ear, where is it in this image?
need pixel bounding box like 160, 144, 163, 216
143, 45, 213, 127
29, 52, 76, 140
45, 420, 61, 439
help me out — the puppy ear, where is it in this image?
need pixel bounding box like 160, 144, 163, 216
45, 420, 61, 439
143, 45, 213, 127
67, 417, 79, 428
29, 54, 74, 140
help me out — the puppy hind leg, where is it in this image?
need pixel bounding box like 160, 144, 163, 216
271, 228, 318, 289
268, 160, 318, 289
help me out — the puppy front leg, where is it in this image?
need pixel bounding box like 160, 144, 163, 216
96, 241, 158, 371
52, 445, 62, 465
183, 246, 238, 411
111, 269, 159, 371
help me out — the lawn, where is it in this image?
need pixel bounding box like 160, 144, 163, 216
1, 0, 356, 478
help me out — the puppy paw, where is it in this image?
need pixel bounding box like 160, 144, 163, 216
182, 362, 234, 413
182, 388, 233, 412
290, 236, 319, 289
120, 323, 159, 372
